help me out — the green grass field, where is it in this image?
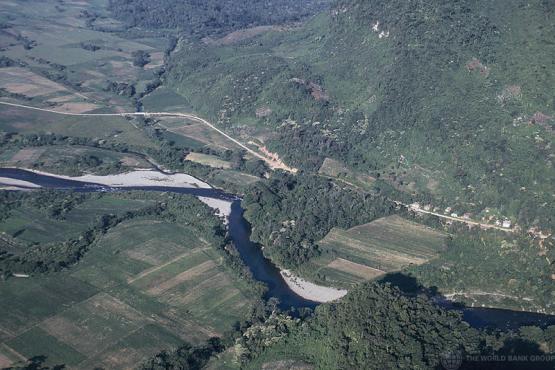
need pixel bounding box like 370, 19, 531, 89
141, 86, 193, 112
308, 215, 447, 288
185, 152, 232, 169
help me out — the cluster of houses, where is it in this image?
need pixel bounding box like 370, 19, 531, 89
409, 202, 513, 229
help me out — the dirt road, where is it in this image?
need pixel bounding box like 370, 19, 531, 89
394, 201, 515, 233
0, 101, 297, 173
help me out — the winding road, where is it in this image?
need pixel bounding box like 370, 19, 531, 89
0, 101, 518, 233
0, 101, 297, 173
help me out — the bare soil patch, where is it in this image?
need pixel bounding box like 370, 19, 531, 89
0, 353, 12, 368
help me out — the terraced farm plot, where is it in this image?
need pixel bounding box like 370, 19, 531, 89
312, 215, 447, 287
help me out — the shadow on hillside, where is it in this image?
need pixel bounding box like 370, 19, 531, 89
4, 355, 65, 370
454, 338, 551, 370
379, 272, 443, 299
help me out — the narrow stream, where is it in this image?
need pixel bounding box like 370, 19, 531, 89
1, 168, 553, 329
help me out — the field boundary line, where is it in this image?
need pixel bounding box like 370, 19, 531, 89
127, 246, 210, 284
0, 343, 28, 362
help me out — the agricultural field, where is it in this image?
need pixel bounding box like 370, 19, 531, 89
0, 0, 166, 109
209, 169, 260, 187
0, 194, 152, 245
309, 215, 447, 287
185, 153, 232, 169
0, 101, 157, 150
0, 0, 267, 186
0, 0, 166, 174
141, 86, 193, 113
0, 145, 151, 176
156, 116, 245, 152
0, 193, 256, 369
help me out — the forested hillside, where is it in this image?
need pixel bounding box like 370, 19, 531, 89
237, 283, 555, 369
108, 0, 332, 37
165, 0, 555, 232
242, 173, 398, 268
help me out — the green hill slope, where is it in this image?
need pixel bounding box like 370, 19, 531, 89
166, 0, 555, 231
230, 283, 555, 370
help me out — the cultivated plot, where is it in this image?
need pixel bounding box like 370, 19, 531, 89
312, 215, 447, 286
0, 214, 254, 368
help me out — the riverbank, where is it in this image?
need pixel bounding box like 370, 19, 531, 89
13, 167, 212, 189
280, 269, 348, 303
0, 167, 234, 222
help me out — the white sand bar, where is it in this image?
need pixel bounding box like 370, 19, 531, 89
198, 196, 233, 224
280, 269, 348, 303
0, 177, 42, 188
6, 168, 231, 223
22, 168, 211, 189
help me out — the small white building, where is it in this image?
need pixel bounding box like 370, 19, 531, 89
502, 220, 512, 228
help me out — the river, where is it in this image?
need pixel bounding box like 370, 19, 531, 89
0, 167, 553, 329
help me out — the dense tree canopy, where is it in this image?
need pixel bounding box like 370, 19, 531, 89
242, 173, 396, 267
109, 0, 332, 37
